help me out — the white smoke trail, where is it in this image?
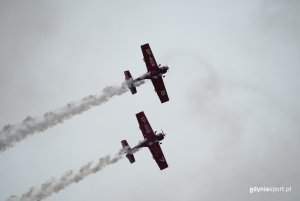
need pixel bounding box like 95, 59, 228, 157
0, 80, 144, 152
6, 149, 127, 201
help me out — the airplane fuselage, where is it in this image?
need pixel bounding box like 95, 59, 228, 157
134, 133, 165, 149
135, 66, 169, 82
148, 66, 169, 79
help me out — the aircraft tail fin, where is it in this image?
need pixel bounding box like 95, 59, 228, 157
124, 70, 137, 94
121, 140, 135, 164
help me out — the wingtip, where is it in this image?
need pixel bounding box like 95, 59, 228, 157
136, 111, 144, 116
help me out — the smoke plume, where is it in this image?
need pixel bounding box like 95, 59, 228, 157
7, 149, 126, 201
0, 80, 144, 152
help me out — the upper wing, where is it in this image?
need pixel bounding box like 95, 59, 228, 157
136, 111, 156, 141
151, 77, 169, 103
141, 43, 159, 72
149, 143, 168, 170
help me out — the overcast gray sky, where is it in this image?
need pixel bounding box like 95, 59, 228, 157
0, 0, 299, 200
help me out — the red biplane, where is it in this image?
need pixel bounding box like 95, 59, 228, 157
121, 111, 168, 170
124, 43, 169, 103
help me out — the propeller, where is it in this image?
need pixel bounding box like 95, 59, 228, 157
161, 129, 166, 136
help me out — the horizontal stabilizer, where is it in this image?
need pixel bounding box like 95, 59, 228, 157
126, 153, 135, 163
121, 140, 135, 164
124, 70, 137, 94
